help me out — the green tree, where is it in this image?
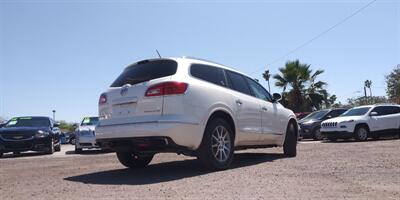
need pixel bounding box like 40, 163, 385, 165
347, 96, 388, 107
262, 69, 271, 92
273, 59, 327, 112
58, 120, 76, 132
386, 65, 400, 104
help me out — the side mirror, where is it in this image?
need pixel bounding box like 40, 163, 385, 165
370, 112, 378, 116
53, 122, 61, 127
272, 93, 282, 102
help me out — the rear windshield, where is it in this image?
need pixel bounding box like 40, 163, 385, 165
111, 59, 178, 87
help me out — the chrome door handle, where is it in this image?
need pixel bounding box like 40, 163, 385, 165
235, 99, 243, 105
262, 107, 268, 111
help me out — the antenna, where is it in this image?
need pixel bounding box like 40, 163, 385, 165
156, 49, 161, 58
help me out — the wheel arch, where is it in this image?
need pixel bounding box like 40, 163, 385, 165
205, 110, 236, 140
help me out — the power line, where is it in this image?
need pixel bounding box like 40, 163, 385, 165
250, 0, 378, 75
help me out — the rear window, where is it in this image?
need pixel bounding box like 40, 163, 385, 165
190, 64, 227, 87
111, 59, 178, 87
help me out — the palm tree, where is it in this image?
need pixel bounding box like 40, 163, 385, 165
262, 69, 271, 92
273, 59, 327, 112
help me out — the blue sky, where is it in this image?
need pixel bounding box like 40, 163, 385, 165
1, 0, 399, 122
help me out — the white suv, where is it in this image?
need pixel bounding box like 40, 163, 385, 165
321, 104, 400, 141
95, 57, 298, 170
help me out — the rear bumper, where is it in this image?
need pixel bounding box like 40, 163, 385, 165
95, 121, 204, 151
0, 137, 51, 153
97, 136, 192, 154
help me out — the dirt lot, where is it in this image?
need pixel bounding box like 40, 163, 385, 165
0, 139, 399, 200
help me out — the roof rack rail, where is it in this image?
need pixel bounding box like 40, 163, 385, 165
182, 56, 226, 67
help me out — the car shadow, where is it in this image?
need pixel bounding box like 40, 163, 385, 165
0, 151, 49, 159
322, 135, 400, 143
65, 149, 113, 155
64, 152, 287, 185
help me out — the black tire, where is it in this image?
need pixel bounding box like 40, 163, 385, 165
312, 127, 323, 141
75, 145, 83, 154
0, 152, 3, 158
55, 142, 61, 152
116, 152, 154, 169
197, 118, 235, 170
283, 121, 297, 157
354, 125, 369, 142
46, 139, 55, 154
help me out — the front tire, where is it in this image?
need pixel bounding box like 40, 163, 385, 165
46, 139, 55, 154
116, 152, 154, 169
313, 127, 323, 141
283, 122, 297, 157
197, 118, 234, 170
55, 142, 61, 152
354, 125, 369, 141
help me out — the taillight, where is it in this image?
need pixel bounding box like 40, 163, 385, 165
145, 82, 188, 97
99, 93, 107, 105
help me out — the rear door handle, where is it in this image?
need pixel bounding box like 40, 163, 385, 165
235, 99, 243, 105
262, 107, 268, 111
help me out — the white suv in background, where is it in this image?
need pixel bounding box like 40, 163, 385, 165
321, 104, 400, 141
75, 117, 99, 153
95, 57, 298, 170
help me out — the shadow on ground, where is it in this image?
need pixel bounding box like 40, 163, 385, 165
321, 135, 400, 144
64, 152, 286, 185
65, 149, 113, 155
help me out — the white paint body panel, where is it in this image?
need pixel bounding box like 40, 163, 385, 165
96, 57, 296, 150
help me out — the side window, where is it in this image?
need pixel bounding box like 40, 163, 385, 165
385, 106, 400, 115
371, 106, 386, 116
245, 77, 272, 101
328, 110, 340, 118
226, 71, 252, 96
190, 64, 226, 87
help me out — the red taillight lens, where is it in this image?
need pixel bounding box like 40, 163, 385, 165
99, 94, 107, 104
145, 82, 188, 97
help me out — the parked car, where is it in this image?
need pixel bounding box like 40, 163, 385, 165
75, 117, 99, 153
321, 104, 400, 141
298, 108, 348, 140
95, 57, 298, 170
60, 132, 73, 144
295, 112, 312, 120
0, 116, 61, 157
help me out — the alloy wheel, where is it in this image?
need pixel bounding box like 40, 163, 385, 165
211, 125, 231, 163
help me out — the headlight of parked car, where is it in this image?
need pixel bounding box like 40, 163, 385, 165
35, 130, 49, 138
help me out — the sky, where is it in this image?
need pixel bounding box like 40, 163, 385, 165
0, 0, 399, 122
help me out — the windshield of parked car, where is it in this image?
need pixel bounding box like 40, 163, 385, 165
111, 59, 178, 87
4, 117, 50, 128
302, 110, 329, 120
340, 107, 371, 117
81, 117, 99, 126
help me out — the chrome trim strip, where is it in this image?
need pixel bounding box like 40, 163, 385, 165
98, 120, 199, 127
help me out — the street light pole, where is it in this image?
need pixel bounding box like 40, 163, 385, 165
52, 110, 56, 121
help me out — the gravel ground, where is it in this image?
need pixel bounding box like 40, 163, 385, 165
0, 139, 399, 200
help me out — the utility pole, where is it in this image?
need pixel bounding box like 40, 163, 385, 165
52, 110, 56, 121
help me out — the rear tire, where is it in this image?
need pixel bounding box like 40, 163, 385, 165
116, 152, 154, 168
0, 152, 3, 158
354, 125, 369, 142
197, 118, 234, 170
283, 121, 297, 157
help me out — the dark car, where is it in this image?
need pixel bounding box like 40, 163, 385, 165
298, 108, 348, 140
0, 116, 61, 157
